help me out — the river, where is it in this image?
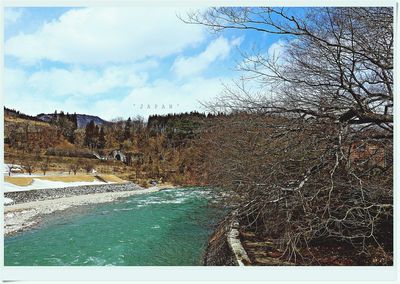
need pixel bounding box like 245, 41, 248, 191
4, 187, 225, 266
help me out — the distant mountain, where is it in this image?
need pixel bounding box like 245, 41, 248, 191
74, 114, 109, 128
36, 113, 109, 128
35, 113, 53, 123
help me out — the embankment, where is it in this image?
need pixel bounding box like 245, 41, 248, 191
5, 182, 142, 205
203, 212, 250, 266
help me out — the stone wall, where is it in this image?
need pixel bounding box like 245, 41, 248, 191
202, 211, 251, 266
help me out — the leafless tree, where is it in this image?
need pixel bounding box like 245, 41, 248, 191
84, 161, 95, 174
40, 158, 49, 176
24, 162, 35, 175
34, 145, 41, 161
185, 7, 393, 131
8, 129, 17, 148
69, 163, 80, 175
188, 7, 393, 263
7, 160, 16, 176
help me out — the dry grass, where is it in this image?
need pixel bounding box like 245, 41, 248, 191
5, 174, 127, 187
98, 174, 127, 183
4, 176, 34, 186
54, 139, 76, 149
37, 175, 97, 183
4, 116, 50, 127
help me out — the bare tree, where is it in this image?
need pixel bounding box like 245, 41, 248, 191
24, 162, 35, 175
8, 129, 17, 148
40, 158, 49, 176
84, 161, 95, 174
185, 7, 393, 131
197, 113, 392, 263
188, 7, 393, 264
69, 163, 80, 175
34, 145, 41, 161
7, 161, 15, 176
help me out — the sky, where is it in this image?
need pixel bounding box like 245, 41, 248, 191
4, 7, 282, 120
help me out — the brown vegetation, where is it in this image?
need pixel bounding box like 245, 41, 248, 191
188, 7, 393, 265
4, 110, 207, 188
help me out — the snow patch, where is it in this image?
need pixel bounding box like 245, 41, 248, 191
4, 197, 14, 204
4, 178, 113, 193
4, 164, 23, 174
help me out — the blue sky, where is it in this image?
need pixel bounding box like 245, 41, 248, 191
4, 7, 282, 120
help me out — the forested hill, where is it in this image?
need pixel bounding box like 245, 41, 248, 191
4, 106, 228, 186
4, 107, 46, 123
147, 111, 227, 133
4, 107, 109, 129
36, 112, 108, 128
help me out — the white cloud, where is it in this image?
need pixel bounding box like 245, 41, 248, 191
5, 7, 206, 65
5, 63, 151, 100
4, 7, 231, 120
5, 66, 225, 120
90, 77, 225, 119
5, 8, 23, 24
267, 40, 286, 59
171, 36, 242, 78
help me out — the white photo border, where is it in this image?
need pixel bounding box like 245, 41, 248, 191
0, 0, 398, 282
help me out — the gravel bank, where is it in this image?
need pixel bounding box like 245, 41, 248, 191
4, 182, 142, 205
4, 183, 161, 236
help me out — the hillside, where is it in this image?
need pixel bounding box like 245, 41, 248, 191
4, 107, 209, 187
4, 109, 61, 150
37, 112, 109, 128
4, 107, 45, 123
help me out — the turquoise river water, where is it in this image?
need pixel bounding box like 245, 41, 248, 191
4, 187, 225, 266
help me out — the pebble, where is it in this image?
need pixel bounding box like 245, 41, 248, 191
5, 182, 143, 205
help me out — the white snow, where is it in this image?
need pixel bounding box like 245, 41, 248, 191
4, 197, 14, 205
5, 173, 42, 177
4, 178, 113, 193
4, 164, 23, 174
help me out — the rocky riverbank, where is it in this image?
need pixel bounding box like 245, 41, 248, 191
4, 183, 163, 236
4, 182, 143, 205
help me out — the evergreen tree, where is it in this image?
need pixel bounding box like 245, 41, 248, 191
72, 112, 78, 129
124, 117, 132, 140
84, 120, 96, 149
98, 127, 106, 149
